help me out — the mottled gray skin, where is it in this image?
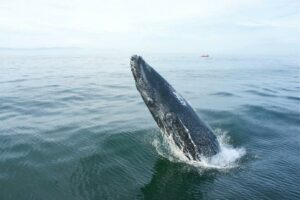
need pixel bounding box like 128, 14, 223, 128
131, 55, 220, 160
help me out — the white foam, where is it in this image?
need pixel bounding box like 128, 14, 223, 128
152, 128, 246, 170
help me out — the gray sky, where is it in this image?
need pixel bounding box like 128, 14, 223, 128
0, 0, 299, 55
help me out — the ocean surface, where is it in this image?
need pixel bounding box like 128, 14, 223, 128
0, 50, 299, 200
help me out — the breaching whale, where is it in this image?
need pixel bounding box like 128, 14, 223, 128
130, 55, 220, 160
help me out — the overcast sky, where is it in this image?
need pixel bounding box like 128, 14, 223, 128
0, 0, 299, 55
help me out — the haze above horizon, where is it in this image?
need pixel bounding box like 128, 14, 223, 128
0, 0, 299, 55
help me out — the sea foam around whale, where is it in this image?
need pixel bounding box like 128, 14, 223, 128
152, 128, 246, 170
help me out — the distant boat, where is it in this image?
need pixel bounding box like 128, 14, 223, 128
201, 54, 209, 57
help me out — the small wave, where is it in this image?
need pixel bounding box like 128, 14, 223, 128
152, 129, 246, 170
285, 96, 300, 101
262, 88, 277, 93
245, 90, 277, 97
210, 92, 235, 97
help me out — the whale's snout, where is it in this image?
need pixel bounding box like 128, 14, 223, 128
130, 55, 152, 93
130, 55, 142, 81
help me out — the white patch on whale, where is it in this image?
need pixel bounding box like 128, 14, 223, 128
173, 91, 187, 106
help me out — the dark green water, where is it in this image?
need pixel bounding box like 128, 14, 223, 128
0, 51, 299, 200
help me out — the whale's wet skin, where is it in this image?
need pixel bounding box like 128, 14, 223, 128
131, 55, 220, 161
0, 51, 299, 200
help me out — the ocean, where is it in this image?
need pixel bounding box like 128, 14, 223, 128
0, 50, 299, 200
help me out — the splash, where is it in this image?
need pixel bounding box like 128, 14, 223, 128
152, 128, 246, 170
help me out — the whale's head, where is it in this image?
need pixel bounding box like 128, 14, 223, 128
130, 55, 164, 114
131, 55, 181, 120
130, 55, 184, 133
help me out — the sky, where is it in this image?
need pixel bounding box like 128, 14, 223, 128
0, 0, 299, 55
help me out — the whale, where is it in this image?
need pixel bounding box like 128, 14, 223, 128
130, 55, 220, 161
